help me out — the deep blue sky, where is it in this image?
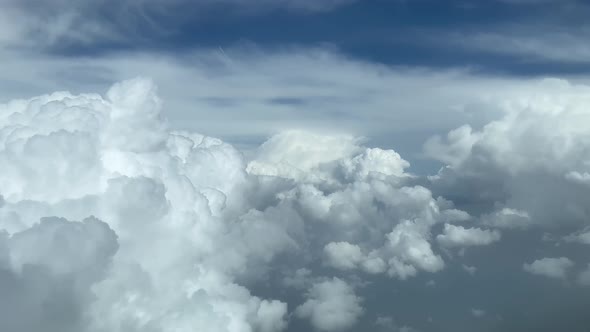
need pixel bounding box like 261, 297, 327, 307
43, 0, 590, 76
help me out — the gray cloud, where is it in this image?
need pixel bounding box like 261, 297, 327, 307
0, 216, 117, 332
470, 308, 485, 318
295, 277, 363, 331
426, 79, 590, 230
523, 257, 574, 280
437, 224, 501, 248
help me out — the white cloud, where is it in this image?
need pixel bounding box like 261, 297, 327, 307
295, 278, 363, 331
3, 67, 590, 332
428, 79, 590, 231
0, 78, 291, 332
437, 224, 501, 248
339, 148, 410, 181
0, 78, 486, 332
247, 130, 364, 180
245, 130, 462, 281
323, 242, 365, 270
523, 257, 574, 279
385, 220, 445, 279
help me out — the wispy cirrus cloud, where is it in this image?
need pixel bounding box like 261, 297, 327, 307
447, 28, 590, 64
0, 0, 356, 51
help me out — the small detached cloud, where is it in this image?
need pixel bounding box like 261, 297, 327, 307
462, 264, 477, 275
437, 224, 501, 248
523, 257, 574, 280
471, 308, 486, 318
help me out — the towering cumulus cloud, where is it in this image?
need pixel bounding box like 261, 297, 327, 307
0, 78, 468, 332
0, 78, 288, 332
2, 77, 590, 331
0, 78, 471, 332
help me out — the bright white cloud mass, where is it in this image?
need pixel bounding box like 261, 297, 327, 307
1, 73, 590, 332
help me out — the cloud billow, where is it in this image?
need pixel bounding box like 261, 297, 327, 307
1, 78, 590, 332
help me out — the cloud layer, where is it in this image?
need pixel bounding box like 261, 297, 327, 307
1, 78, 453, 331
1, 77, 590, 331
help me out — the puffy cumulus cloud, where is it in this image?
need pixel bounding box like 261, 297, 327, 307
0, 78, 289, 332
323, 235, 443, 278
436, 224, 501, 248
383, 220, 445, 279
19, 76, 590, 332
340, 148, 410, 181
323, 241, 364, 270
295, 277, 363, 331
0, 78, 477, 332
248, 131, 412, 191
247, 130, 467, 281
523, 257, 574, 280
4, 72, 590, 331
247, 130, 364, 181
427, 79, 590, 232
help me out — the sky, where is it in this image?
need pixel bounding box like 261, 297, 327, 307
1, 1, 590, 332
